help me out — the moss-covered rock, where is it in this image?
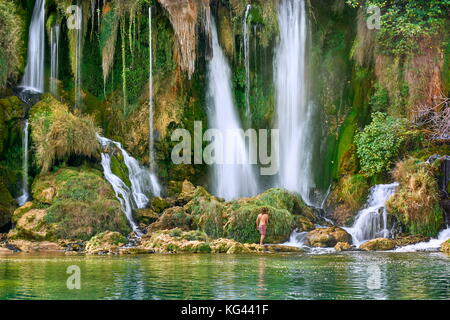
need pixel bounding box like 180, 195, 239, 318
26, 167, 130, 240
8, 204, 57, 241
440, 239, 450, 254
387, 159, 444, 237
306, 227, 352, 248
335, 241, 352, 252
85, 231, 127, 255
147, 206, 192, 232
394, 235, 430, 247
0, 180, 15, 229
359, 238, 396, 251
134, 208, 159, 226
140, 229, 211, 254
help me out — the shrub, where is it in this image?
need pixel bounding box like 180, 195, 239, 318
387, 158, 444, 237
355, 112, 409, 176
31, 96, 101, 172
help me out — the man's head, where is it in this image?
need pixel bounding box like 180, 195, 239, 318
261, 207, 269, 215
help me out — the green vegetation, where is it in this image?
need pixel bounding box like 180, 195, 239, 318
387, 158, 444, 237
33, 167, 130, 240
355, 112, 409, 177
346, 0, 449, 55
30, 95, 101, 172
0, 0, 25, 88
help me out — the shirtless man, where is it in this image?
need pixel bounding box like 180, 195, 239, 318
256, 207, 269, 246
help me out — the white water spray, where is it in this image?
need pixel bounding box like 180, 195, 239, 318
274, 0, 315, 204
50, 24, 60, 97
207, 18, 259, 200
75, 4, 82, 108
21, 0, 45, 93
394, 228, 450, 253
17, 120, 30, 206
98, 135, 161, 235
243, 4, 251, 124
345, 183, 399, 246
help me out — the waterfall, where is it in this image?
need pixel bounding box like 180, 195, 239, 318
345, 183, 399, 246
394, 227, 450, 252
207, 17, 258, 200
17, 120, 30, 206
243, 4, 251, 124
50, 24, 60, 97
98, 135, 161, 235
274, 0, 316, 205
75, 5, 82, 108
20, 0, 45, 93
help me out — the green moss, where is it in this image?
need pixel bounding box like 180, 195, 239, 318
31, 167, 130, 240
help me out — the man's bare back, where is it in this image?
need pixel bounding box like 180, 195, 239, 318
256, 208, 269, 245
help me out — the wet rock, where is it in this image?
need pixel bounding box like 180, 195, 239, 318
150, 197, 172, 214
394, 235, 430, 247
440, 240, 450, 254
7, 240, 63, 252
140, 230, 211, 254
85, 231, 127, 255
135, 208, 159, 225
306, 227, 352, 247
295, 216, 315, 232
335, 242, 352, 252
147, 207, 192, 232
8, 203, 56, 241
359, 238, 396, 251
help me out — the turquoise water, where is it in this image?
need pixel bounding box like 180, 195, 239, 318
0, 252, 448, 300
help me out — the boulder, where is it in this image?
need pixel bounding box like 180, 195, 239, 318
150, 197, 172, 214
7, 240, 63, 252
140, 229, 211, 254
394, 235, 430, 247
8, 203, 56, 241
148, 207, 192, 232
306, 227, 352, 247
85, 231, 127, 255
335, 242, 352, 252
359, 238, 396, 251
295, 216, 315, 232
440, 240, 450, 254
28, 167, 130, 240
134, 208, 159, 225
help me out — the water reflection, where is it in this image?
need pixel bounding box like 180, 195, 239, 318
0, 252, 448, 300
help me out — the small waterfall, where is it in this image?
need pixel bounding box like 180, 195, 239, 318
50, 24, 60, 97
345, 183, 399, 246
394, 228, 450, 252
207, 17, 258, 200
243, 4, 251, 124
20, 0, 45, 93
98, 135, 161, 235
17, 120, 30, 206
274, 0, 316, 205
283, 229, 308, 248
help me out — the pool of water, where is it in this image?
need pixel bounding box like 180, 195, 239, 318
0, 252, 448, 300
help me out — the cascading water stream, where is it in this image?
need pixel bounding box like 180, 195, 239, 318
75, 4, 82, 109
17, 120, 30, 206
344, 183, 399, 246
50, 24, 60, 97
274, 0, 316, 205
394, 227, 450, 252
98, 135, 161, 236
20, 0, 45, 93
243, 4, 252, 125
207, 17, 259, 200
